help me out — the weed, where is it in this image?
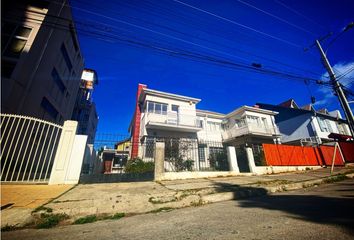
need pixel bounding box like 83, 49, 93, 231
148, 207, 174, 213
36, 213, 69, 229
324, 174, 348, 183
190, 199, 204, 207
1, 224, 17, 232
32, 206, 53, 213
73, 215, 97, 224
111, 212, 125, 219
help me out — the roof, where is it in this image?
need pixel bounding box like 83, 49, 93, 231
301, 104, 315, 111
196, 109, 225, 118
278, 99, 299, 109
257, 102, 347, 124
225, 105, 278, 118
139, 88, 201, 104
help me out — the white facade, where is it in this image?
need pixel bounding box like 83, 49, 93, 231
222, 106, 280, 143
137, 87, 280, 146
138, 88, 202, 141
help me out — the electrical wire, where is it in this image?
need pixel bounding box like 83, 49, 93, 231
172, 0, 302, 48
235, 0, 317, 36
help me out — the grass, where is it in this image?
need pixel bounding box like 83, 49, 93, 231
190, 199, 204, 207
32, 206, 53, 213
36, 213, 69, 229
324, 174, 348, 183
73, 215, 97, 225
1, 224, 17, 232
74, 212, 126, 224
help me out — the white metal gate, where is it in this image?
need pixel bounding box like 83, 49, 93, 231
0, 114, 63, 183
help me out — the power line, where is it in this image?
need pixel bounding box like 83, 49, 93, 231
272, 0, 328, 31
172, 0, 302, 48
235, 0, 316, 36
6, 5, 333, 90
71, 0, 324, 78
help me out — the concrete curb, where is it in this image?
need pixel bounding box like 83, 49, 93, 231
200, 173, 351, 204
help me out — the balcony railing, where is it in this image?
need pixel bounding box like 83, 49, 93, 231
144, 112, 202, 129
222, 122, 279, 140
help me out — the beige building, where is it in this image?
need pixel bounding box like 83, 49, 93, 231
1, 0, 84, 124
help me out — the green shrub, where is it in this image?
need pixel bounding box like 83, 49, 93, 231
36, 213, 69, 229
73, 215, 97, 224
209, 151, 229, 171
125, 158, 154, 173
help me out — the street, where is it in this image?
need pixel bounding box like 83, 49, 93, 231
3, 179, 354, 240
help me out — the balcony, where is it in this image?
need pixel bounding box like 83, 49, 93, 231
143, 112, 202, 133
222, 122, 280, 141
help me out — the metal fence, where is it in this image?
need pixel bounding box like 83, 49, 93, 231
140, 137, 229, 172
0, 114, 62, 182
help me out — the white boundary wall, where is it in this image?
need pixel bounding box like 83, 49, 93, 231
49, 121, 87, 185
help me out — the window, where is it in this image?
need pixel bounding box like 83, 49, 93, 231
207, 121, 221, 131
318, 117, 333, 132
196, 119, 204, 128
51, 68, 66, 93
246, 115, 260, 125
198, 144, 206, 162
172, 105, 179, 112
146, 101, 167, 115
41, 98, 58, 120
2, 23, 31, 59
61, 44, 72, 70
235, 118, 246, 128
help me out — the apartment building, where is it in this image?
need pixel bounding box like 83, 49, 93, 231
71, 69, 99, 144
1, 0, 84, 124
129, 84, 281, 170
257, 99, 352, 145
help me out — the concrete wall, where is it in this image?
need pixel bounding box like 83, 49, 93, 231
49, 121, 87, 184
253, 166, 322, 175
2, 0, 84, 125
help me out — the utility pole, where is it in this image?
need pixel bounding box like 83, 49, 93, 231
315, 40, 354, 137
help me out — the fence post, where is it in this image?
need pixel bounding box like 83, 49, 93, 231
49, 121, 78, 185
227, 146, 239, 173
154, 142, 165, 181
245, 147, 257, 173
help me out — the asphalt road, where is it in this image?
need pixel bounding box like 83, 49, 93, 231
3, 179, 354, 240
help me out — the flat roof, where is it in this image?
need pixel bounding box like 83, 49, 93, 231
139, 88, 201, 103
226, 105, 278, 118
196, 109, 225, 118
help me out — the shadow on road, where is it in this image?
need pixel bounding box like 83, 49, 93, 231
212, 181, 354, 235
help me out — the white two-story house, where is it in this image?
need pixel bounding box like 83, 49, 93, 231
129, 84, 281, 171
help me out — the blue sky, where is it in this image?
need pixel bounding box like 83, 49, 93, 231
70, 0, 354, 134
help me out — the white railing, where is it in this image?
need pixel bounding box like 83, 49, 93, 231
222, 123, 279, 140
145, 112, 202, 128
0, 113, 63, 182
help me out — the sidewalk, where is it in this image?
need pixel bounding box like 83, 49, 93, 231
1, 184, 74, 227
1, 166, 354, 228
